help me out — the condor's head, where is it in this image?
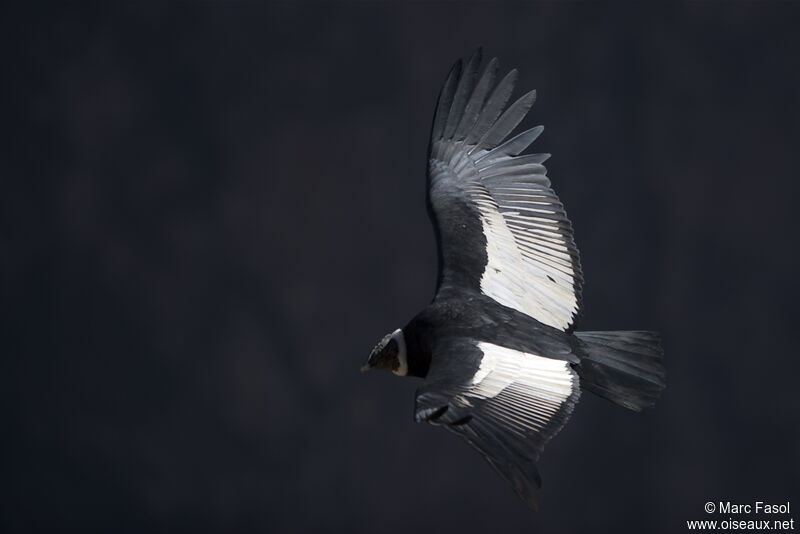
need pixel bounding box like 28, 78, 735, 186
361, 329, 407, 376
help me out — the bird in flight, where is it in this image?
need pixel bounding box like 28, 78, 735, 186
361, 50, 665, 510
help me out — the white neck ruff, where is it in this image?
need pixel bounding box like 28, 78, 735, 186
391, 328, 408, 376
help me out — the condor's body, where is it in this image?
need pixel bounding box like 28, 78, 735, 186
401, 291, 578, 380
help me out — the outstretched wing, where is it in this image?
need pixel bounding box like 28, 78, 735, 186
427, 50, 583, 332
415, 337, 581, 510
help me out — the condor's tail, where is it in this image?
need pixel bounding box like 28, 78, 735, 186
574, 331, 666, 411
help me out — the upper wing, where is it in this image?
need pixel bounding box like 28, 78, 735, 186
415, 337, 581, 510
427, 50, 583, 332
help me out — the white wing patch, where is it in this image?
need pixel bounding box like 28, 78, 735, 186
464, 342, 577, 432
426, 53, 583, 332
466, 183, 579, 331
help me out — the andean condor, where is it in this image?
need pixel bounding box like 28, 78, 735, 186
361, 50, 666, 510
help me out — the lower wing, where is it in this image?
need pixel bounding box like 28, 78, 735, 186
415, 337, 580, 510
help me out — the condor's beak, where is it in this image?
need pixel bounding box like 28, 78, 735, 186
360, 363, 371, 372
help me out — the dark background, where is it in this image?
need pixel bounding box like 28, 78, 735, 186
3, 2, 799, 533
